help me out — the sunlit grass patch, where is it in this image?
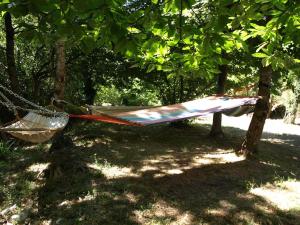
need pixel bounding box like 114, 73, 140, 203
26, 163, 50, 173
87, 162, 138, 179
87, 155, 139, 179
250, 179, 300, 213
133, 200, 194, 225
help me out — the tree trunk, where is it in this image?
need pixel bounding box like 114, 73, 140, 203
4, 12, 20, 93
83, 73, 96, 105
240, 66, 272, 156
210, 65, 227, 137
47, 39, 68, 180
179, 75, 184, 102
54, 40, 66, 101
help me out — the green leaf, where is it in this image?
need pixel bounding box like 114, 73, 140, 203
252, 52, 269, 58
147, 64, 156, 73
81, 36, 97, 53
262, 57, 271, 67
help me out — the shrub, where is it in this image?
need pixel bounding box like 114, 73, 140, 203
0, 141, 12, 160
0, 141, 18, 160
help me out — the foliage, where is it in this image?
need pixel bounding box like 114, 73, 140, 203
94, 78, 161, 106
275, 70, 300, 123
0, 0, 299, 109
94, 85, 122, 106
0, 141, 14, 160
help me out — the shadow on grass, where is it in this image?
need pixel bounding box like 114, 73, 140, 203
2, 122, 299, 224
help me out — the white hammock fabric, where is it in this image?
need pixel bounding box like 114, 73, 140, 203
3, 112, 69, 143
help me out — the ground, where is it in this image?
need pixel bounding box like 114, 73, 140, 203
0, 115, 299, 225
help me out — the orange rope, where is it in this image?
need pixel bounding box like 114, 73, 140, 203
69, 114, 142, 126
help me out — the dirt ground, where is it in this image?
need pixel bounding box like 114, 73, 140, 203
0, 115, 299, 225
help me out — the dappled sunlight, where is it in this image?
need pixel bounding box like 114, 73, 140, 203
260, 160, 281, 168
26, 163, 50, 173
138, 150, 245, 178
121, 192, 140, 204
133, 200, 194, 225
2, 117, 299, 224
234, 211, 258, 225
250, 180, 300, 212
206, 200, 237, 217
200, 151, 245, 163
74, 137, 112, 147
86, 163, 139, 179
58, 191, 96, 208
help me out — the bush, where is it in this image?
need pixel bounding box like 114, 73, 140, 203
94, 78, 161, 106
0, 141, 12, 160
0, 141, 18, 160
94, 85, 122, 106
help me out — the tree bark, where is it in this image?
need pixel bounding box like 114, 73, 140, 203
54, 40, 66, 101
83, 73, 96, 105
240, 66, 272, 156
4, 12, 20, 93
47, 39, 68, 180
210, 65, 227, 137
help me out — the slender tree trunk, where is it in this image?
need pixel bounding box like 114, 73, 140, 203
210, 65, 227, 137
83, 73, 96, 105
54, 39, 66, 101
4, 12, 20, 93
179, 76, 184, 102
240, 66, 272, 156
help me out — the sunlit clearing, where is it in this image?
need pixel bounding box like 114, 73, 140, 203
197, 115, 300, 136
250, 180, 300, 211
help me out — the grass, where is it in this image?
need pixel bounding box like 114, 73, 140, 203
0, 117, 299, 225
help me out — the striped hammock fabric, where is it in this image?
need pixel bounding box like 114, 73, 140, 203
70, 96, 258, 126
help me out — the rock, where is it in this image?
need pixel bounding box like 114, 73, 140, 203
11, 214, 21, 222
10, 208, 30, 223
0, 204, 17, 216
270, 104, 286, 119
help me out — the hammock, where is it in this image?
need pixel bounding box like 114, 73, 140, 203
1, 112, 69, 143
0, 84, 68, 143
0, 81, 258, 143
70, 96, 258, 126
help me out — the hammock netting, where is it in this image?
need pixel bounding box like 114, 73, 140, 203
2, 112, 69, 143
